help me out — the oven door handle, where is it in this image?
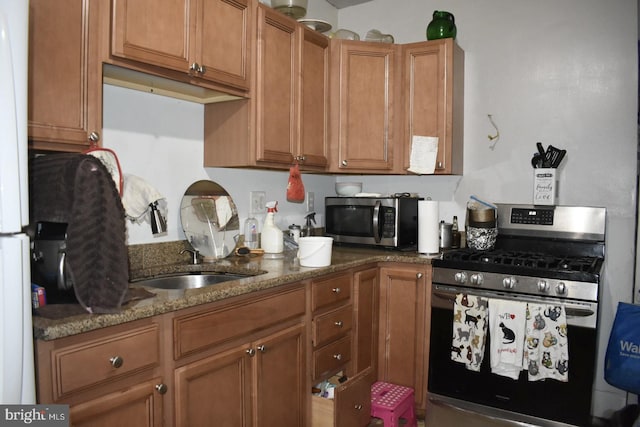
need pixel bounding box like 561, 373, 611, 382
432, 288, 596, 318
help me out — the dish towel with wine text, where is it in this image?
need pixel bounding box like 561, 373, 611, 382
525, 304, 569, 382
489, 299, 527, 379
451, 293, 489, 371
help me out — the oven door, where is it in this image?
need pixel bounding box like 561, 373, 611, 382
428, 284, 598, 427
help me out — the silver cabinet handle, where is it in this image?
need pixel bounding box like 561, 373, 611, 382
354, 404, 363, 410
110, 356, 123, 368
332, 287, 341, 294
88, 131, 100, 143
341, 160, 348, 166
295, 155, 306, 162
334, 321, 343, 327
189, 63, 206, 74
416, 273, 423, 279
246, 348, 256, 357
155, 383, 168, 394
256, 344, 266, 353
333, 353, 342, 361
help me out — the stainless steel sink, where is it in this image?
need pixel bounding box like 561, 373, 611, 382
134, 273, 250, 290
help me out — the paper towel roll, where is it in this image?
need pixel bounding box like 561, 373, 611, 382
418, 200, 440, 254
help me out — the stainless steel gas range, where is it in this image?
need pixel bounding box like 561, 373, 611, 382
427, 204, 606, 427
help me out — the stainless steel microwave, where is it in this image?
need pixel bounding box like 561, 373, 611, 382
324, 196, 421, 250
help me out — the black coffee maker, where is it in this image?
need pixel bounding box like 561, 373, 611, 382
31, 221, 77, 304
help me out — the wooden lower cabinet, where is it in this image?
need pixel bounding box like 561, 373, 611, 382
377, 263, 431, 414
174, 323, 306, 427
69, 378, 164, 427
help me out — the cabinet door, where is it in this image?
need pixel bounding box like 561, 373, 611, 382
299, 26, 329, 169
28, 0, 103, 151
403, 39, 464, 175
378, 264, 431, 412
111, 0, 193, 73
255, 323, 306, 427
255, 5, 297, 165
69, 377, 164, 427
330, 41, 398, 172
195, 0, 251, 90
174, 346, 252, 427
352, 267, 378, 376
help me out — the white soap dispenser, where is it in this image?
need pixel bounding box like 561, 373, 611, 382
261, 201, 284, 255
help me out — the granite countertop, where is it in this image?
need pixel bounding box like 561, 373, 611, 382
32, 246, 436, 341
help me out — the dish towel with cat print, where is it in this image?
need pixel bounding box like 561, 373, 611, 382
489, 299, 527, 379
451, 293, 489, 371
525, 304, 569, 382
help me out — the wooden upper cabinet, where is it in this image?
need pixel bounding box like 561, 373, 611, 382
299, 26, 329, 168
255, 5, 298, 165
204, 5, 329, 171
28, 0, 105, 152
111, 0, 251, 91
402, 38, 464, 175
329, 40, 400, 173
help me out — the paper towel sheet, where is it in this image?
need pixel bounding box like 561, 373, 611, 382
418, 200, 439, 254
407, 135, 439, 174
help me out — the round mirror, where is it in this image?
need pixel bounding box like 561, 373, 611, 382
180, 180, 240, 260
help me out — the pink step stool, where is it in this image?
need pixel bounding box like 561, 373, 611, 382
370, 381, 417, 427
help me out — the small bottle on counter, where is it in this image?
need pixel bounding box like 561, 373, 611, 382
244, 216, 259, 249
452, 215, 461, 248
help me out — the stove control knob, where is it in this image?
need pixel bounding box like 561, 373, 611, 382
502, 276, 517, 289
470, 273, 484, 286
556, 282, 567, 295
454, 272, 468, 284
537, 280, 549, 293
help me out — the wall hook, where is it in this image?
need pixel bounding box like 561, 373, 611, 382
487, 114, 500, 150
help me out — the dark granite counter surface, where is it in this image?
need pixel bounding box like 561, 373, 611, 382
33, 245, 437, 341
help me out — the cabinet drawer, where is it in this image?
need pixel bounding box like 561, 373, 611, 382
313, 335, 351, 381
52, 324, 160, 398
312, 274, 352, 312
311, 369, 373, 427
313, 305, 353, 348
174, 287, 305, 359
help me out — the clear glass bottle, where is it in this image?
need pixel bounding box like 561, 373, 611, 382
244, 217, 259, 249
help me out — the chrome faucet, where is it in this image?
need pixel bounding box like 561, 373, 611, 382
180, 248, 200, 265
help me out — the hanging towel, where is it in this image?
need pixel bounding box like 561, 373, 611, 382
121, 174, 166, 224
451, 293, 489, 371
489, 299, 527, 379
525, 304, 569, 382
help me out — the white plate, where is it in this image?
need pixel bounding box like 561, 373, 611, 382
298, 19, 332, 33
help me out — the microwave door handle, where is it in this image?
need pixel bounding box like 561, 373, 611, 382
372, 201, 381, 243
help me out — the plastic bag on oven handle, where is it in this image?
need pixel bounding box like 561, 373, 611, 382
604, 302, 640, 394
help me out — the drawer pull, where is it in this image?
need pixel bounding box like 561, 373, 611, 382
257, 344, 266, 353
246, 348, 256, 357
155, 383, 168, 395
354, 404, 363, 410
109, 356, 123, 368
332, 287, 341, 294
334, 321, 344, 327
333, 353, 342, 361
416, 273, 423, 279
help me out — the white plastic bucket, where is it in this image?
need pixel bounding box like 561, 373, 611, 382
298, 237, 333, 267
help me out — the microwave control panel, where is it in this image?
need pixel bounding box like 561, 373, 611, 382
381, 207, 396, 237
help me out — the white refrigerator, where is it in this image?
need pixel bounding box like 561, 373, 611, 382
0, 0, 36, 404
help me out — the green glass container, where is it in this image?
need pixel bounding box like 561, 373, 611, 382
426, 11, 456, 40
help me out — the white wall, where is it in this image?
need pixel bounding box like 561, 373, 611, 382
103, 0, 638, 419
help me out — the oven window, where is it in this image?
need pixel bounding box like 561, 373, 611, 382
325, 205, 375, 237
428, 303, 596, 426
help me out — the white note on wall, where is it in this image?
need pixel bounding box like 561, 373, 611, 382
407, 135, 438, 174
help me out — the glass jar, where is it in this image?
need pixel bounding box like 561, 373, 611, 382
271, 0, 307, 19
426, 10, 457, 40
